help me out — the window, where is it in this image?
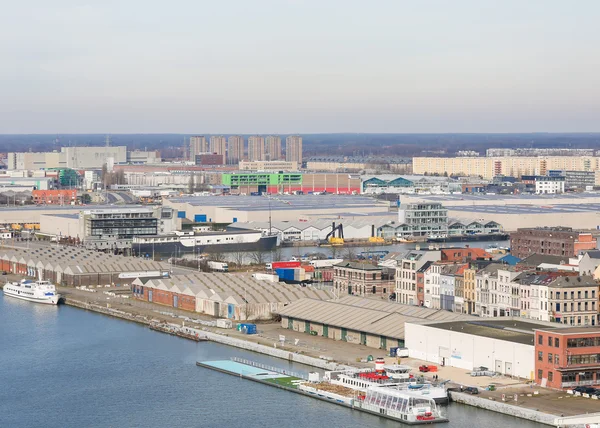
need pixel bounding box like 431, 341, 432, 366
538, 351, 543, 361
548, 353, 553, 363
555, 354, 560, 365
548, 371, 553, 382
555, 338, 560, 348
538, 334, 543, 345
537, 369, 543, 379
548, 336, 552, 347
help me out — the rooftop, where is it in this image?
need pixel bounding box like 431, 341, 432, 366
536, 327, 600, 335
420, 319, 562, 345
334, 261, 382, 271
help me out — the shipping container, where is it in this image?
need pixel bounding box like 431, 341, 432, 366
208, 261, 229, 272
252, 273, 280, 283
266, 261, 302, 270
309, 259, 343, 269
236, 323, 257, 334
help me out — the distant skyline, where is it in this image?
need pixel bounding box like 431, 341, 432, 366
1, 1, 599, 134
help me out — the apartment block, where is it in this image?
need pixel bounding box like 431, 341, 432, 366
248, 136, 266, 161
189, 136, 208, 161
510, 227, 597, 259
396, 250, 440, 305
285, 135, 303, 164
265, 136, 282, 161
227, 136, 245, 164
209, 136, 227, 157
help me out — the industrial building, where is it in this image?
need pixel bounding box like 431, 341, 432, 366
360, 175, 459, 194
0, 247, 167, 286
221, 172, 362, 194
132, 272, 332, 320
399, 193, 600, 230
239, 160, 298, 171
230, 217, 396, 243
163, 194, 390, 223
7, 147, 159, 170
405, 318, 566, 380
278, 295, 472, 352
306, 156, 411, 173
39, 206, 179, 250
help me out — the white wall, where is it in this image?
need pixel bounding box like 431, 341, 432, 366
405, 323, 534, 379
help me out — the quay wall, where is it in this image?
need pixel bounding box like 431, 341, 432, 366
449, 391, 555, 426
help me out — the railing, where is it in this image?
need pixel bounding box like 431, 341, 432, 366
231, 357, 308, 380
562, 380, 595, 387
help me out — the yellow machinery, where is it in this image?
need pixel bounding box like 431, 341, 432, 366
321, 222, 344, 246
11, 224, 22, 231
368, 225, 385, 243
329, 236, 344, 246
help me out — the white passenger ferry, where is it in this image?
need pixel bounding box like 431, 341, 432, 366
3, 280, 60, 305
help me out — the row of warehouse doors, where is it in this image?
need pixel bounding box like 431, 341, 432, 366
290, 318, 391, 349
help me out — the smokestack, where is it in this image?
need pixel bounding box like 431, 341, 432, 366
371, 225, 375, 238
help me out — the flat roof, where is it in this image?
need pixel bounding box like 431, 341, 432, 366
536, 327, 600, 335
43, 213, 79, 219
421, 319, 561, 345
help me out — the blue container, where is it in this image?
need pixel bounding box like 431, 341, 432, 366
275, 268, 295, 281
237, 323, 257, 334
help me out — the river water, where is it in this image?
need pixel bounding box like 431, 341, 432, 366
0, 293, 544, 428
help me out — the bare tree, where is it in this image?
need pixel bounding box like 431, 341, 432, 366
188, 174, 195, 194
231, 237, 246, 266
329, 245, 340, 259
271, 247, 283, 263
343, 246, 356, 261
250, 249, 266, 265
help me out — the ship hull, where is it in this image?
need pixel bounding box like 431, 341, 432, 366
2, 289, 60, 305
427, 233, 509, 243
133, 235, 278, 257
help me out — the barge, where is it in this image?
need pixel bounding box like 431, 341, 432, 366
196, 358, 448, 425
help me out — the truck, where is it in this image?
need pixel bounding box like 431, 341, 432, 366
207, 261, 229, 272
266, 261, 301, 270
309, 259, 343, 269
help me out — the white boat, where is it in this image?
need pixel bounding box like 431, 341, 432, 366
2, 280, 60, 305
358, 386, 446, 423
387, 382, 449, 403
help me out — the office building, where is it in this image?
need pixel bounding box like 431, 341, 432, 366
189, 136, 208, 161
247, 136, 265, 161
535, 327, 600, 389
549, 170, 596, 190
265, 136, 282, 161
333, 261, 393, 298
227, 136, 245, 164
521, 175, 565, 194
510, 227, 597, 259
286, 135, 303, 164
8, 146, 128, 170
209, 136, 227, 158
396, 202, 448, 237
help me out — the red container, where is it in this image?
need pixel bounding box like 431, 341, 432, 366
270, 261, 302, 270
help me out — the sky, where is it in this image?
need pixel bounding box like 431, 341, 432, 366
1, 0, 599, 134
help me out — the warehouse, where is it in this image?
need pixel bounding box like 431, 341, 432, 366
0, 247, 167, 286
132, 272, 332, 320
361, 175, 459, 194
405, 319, 566, 379
163, 194, 390, 223
277, 295, 472, 352
221, 172, 362, 194
230, 216, 396, 242
401, 193, 600, 231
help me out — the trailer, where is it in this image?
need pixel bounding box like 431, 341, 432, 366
207, 261, 229, 272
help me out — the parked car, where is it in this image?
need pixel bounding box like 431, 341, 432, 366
463, 387, 479, 395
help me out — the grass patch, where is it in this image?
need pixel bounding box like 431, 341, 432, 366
264, 376, 301, 388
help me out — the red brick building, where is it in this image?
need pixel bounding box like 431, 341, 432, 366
32, 189, 77, 205
510, 227, 597, 259
535, 327, 600, 389
441, 247, 492, 263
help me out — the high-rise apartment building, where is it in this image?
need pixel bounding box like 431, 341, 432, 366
248, 136, 265, 161
209, 136, 227, 157
285, 135, 303, 164
189, 136, 208, 161
227, 136, 245, 164
265, 136, 282, 161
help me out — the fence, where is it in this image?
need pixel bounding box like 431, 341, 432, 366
231, 357, 308, 380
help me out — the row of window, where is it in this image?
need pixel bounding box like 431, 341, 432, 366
567, 337, 600, 348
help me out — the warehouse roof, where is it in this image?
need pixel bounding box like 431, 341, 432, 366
334, 261, 381, 271
418, 319, 561, 345
278, 295, 473, 339
518, 254, 570, 266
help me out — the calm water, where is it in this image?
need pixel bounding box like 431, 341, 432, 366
0, 293, 543, 428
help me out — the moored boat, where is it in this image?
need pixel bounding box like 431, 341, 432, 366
2, 279, 60, 305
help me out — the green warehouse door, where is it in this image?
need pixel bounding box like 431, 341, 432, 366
341, 328, 348, 341
323, 325, 329, 338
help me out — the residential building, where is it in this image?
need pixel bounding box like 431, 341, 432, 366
195, 154, 224, 166
189, 136, 208, 161
439, 263, 468, 312
209, 136, 227, 158
510, 227, 597, 259
397, 202, 448, 238
521, 175, 565, 194
441, 247, 492, 263
412, 155, 600, 180
535, 327, 600, 389
285, 135, 303, 164
307, 156, 411, 173
227, 136, 245, 164
578, 250, 600, 277
416, 261, 432, 307
548, 276, 599, 326
265, 136, 282, 161
463, 266, 477, 314
248, 136, 265, 161
333, 261, 393, 298
238, 160, 298, 171
475, 264, 503, 317
495, 268, 522, 317
395, 250, 441, 305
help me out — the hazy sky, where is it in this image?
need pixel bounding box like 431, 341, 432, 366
1, 0, 599, 133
